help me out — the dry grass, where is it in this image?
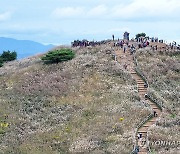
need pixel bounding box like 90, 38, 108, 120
0, 44, 150, 154
136, 47, 180, 153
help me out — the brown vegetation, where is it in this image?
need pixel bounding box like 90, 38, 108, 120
136, 47, 180, 153
0, 44, 150, 153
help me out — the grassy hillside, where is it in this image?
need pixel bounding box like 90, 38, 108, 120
136, 48, 180, 154
0, 44, 150, 154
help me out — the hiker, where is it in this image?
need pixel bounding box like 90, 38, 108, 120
146, 41, 149, 46
137, 133, 141, 139
144, 83, 148, 88
130, 45, 135, 55
135, 145, 139, 153
112, 34, 115, 41
154, 111, 158, 117
171, 45, 174, 50
155, 45, 158, 50
137, 134, 140, 139
130, 48, 133, 55
177, 45, 179, 50
124, 64, 128, 70
139, 133, 142, 138
120, 42, 123, 48
145, 94, 148, 100
123, 44, 127, 53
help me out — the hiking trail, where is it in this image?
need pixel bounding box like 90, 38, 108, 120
115, 47, 162, 154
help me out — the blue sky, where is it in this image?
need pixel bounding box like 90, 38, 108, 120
0, 0, 180, 45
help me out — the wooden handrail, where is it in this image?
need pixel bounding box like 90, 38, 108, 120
136, 113, 154, 130
146, 94, 163, 111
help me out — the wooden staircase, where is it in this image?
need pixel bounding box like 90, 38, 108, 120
115, 49, 162, 154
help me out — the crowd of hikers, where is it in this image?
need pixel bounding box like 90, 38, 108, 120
71, 39, 111, 47
71, 34, 180, 52
114, 36, 180, 53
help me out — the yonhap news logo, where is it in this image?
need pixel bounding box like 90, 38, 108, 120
139, 139, 180, 149
150, 140, 180, 147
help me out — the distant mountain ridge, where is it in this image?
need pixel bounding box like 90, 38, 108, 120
0, 37, 55, 59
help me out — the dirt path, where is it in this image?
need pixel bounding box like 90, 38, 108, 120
115, 48, 162, 154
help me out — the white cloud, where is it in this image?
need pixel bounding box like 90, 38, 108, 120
52, 5, 108, 19
52, 0, 180, 20
111, 0, 180, 19
52, 7, 84, 18
87, 5, 107, 17
0, 12, 11, 21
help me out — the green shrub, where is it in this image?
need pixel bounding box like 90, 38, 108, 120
135, 33, 146, 39
0, 57, 3, 67
1, 50, 17, 62
41, 48, 75, 64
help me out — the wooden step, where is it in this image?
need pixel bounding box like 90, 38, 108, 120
135, 76, 143, 79
148, 120, 156, 123
137, 84, 145, 86
138, 91, 147, 93
139, 92, 147, 94
138, 152, 147, 154
139, 151, 147, 153
138, 127, 148, 132
137, 82, 145, 84
136, 79, 144, 81
138, 131, 147, 134
149, 104, 159, 108
138, 89, 147, 91
135, 77, 143, 79
138, 83, 146, 85
139, 148, 148, 152
137, 84, 146, 86
138, 87, 146, 89
131, 72, 137, 74
137, 81, 145, 83
138, 89, 147, 94
138, 90, 147, 92
132, 75, 140, 78
145, 121, 156, 126
148, 103, 156, 106
152, 107, 159, 110
138, 88, 147, 90
137, 83, 146, 85
138, 85, 146, 87
136, 81, 145, 83
139, 93, 146, 95
142, 125, 150, 127
137, 83, 145, 85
